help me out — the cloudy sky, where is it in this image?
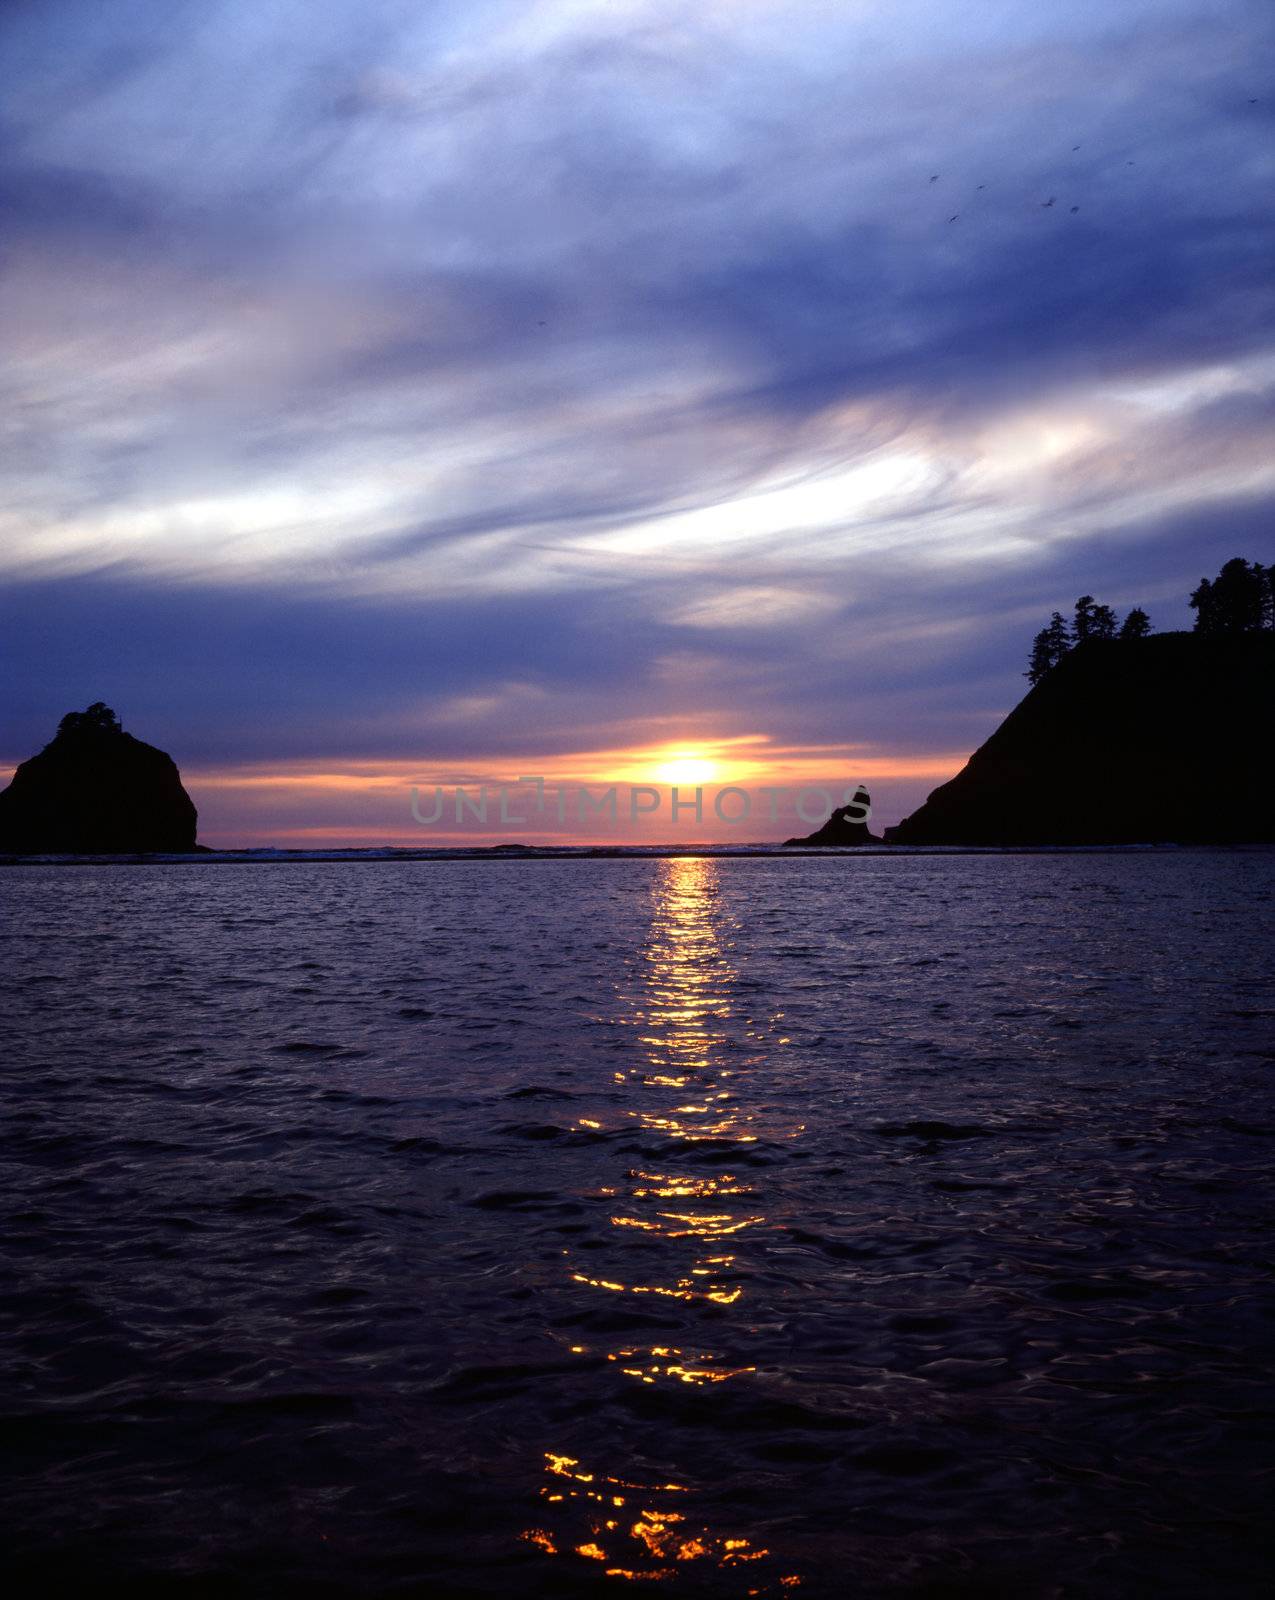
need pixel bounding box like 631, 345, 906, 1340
2, 0, 1272, 843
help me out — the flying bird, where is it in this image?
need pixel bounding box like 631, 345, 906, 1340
948, 214, 959, 222
1072, 144, 1081, 151
976, 183, 986, 190
929, 174, 939, 182
1042, 197, 1056, 207
1070, 206, 1079, 213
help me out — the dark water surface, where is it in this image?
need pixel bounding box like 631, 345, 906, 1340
2, 855, 1273, 1597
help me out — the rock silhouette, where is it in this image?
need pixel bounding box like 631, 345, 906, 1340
0, 703, 198, 853
889, 633, 1274, 845
785, 789, 882, 847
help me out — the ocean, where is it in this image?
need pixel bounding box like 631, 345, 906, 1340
2, 853, 1272, 1596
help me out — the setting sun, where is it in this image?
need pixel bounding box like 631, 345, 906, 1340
654, 754, 718, 787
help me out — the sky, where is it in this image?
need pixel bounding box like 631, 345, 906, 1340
2, 0, 1272, 844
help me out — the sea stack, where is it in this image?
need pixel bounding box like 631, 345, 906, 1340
0, 703, 198, 854
784, 789, 883, 847
888, 632, 1274, 846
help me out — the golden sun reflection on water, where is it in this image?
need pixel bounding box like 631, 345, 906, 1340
525, 859, 803, 1591
523, 1451, 799, 1590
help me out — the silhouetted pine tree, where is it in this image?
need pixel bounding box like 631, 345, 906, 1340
1190, 558, 1271, 634
1025, 631, 1052, 685
1090, 602, 1117, 638
1189, 576, 1214, 630
1073, 595, 1118, 641
57, 702, 122, 737
1119, 607, 1152, 640
1026, 611, 1072, 684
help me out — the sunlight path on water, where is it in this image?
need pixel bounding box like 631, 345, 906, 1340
526, 859, 804, 1593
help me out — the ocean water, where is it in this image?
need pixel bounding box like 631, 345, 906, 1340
1, 854, 1272, 1598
